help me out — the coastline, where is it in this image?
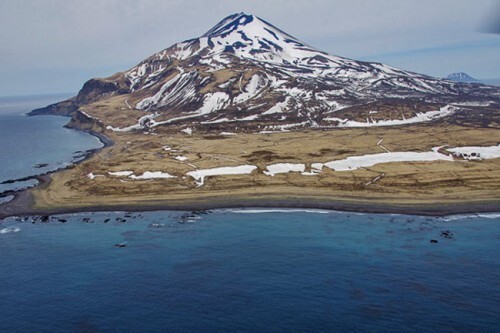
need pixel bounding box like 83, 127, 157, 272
0, 116, 113, 198
1, 172, 499, 219
1, 113, 499, 220
0, 114, 114, 216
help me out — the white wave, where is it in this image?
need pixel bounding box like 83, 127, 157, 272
0, 195, 14, 204
476, 213, 500, 219
0, 227, 21, 234
228, 208, 332, 214
442, 212, 500, 221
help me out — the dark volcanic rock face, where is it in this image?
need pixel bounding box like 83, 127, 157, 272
30, 98, 77, 116
75, 79, 120, 105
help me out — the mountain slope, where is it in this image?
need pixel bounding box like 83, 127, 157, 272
446, 72, 480, 83
32, 12, 500, 132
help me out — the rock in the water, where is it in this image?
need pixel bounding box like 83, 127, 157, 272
440, 230, 454, 239
34, 163, 49, 168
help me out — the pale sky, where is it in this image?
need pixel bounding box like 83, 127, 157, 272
1, 0, 499, 96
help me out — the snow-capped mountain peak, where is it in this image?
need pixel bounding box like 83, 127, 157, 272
167, 12, 332, 68
203, 13, 305, 55
202, 12, 289, 39
33, 13, 500, 132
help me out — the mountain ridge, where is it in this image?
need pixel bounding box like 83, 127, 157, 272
31, 12, 500, 133
446, 72, 480, 83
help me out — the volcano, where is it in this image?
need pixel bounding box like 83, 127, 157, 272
32, 12, 500, 132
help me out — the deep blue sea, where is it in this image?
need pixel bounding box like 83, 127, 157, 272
0, 96, 499, 332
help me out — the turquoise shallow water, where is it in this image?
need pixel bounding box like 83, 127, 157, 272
0, 210, 499, 332
0, 96, 499, 332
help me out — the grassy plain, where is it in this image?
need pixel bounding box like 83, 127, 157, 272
28, 122, 500, 214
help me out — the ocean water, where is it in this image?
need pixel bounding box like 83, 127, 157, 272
0, 95, 103, 193
0, 210, 499, 332
0, 96, 499, 332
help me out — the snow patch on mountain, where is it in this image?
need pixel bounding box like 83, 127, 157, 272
136, 68, 199, 111
263, 97, 291, 115
324, 105, 457, 127
198, 92, 230, 115
448, 145, 500, 160
187, 165, 257, 186
234, 74, 268, 104
130, 171, 176, 180
145, 92, 230, 127
311, 147, 454, 172
109, 171, 134, 177
264, 163, 306, 176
